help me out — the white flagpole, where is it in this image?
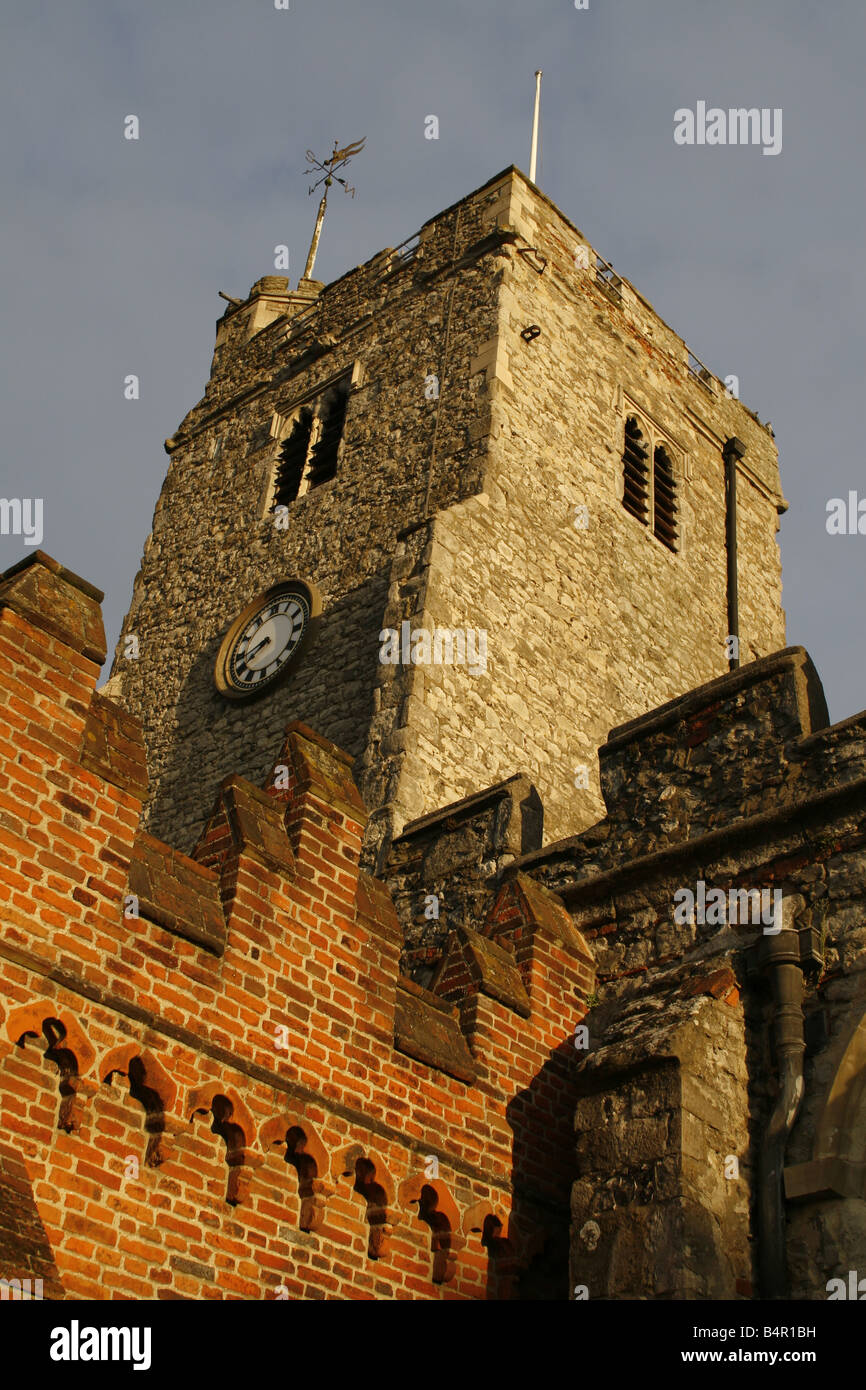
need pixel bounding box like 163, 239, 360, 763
529, 70, 542, 184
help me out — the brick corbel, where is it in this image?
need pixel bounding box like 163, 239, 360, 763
6, 1003, 96, 1074
6, 1002, 98, 1134
400, 1175, 462, 1284
260, 1114, 334, 1231
463, 1201, 517, 1296
188, 1084, 261, 1205
335, 1144, 394, 1259
100, 1045, 179, 1167
462, 1200, 511, 1244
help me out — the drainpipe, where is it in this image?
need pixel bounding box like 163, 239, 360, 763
724, 436, 746, 671
756, 905, 805, 1300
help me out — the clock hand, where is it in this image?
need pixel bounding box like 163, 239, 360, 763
246, 634, 272, 662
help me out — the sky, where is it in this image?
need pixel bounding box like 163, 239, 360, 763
1, 0, 864, 723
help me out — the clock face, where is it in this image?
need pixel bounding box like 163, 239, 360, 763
215, 584, 317, 699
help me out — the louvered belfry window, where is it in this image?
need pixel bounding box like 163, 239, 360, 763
272, 408, 314, 508
270, 372, 352, 513
306, 379, 349, 488
621, 410, 680, 552
622, 415, 650, 522
653, 445, 678, 550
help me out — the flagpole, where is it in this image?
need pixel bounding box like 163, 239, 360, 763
529, 70, 542, 183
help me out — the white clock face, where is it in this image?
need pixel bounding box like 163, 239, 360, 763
219, 587, 313, 696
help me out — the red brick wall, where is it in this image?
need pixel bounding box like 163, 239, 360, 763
0, 552, 593, 1300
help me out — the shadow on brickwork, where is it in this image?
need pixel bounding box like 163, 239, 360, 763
0, 1140, 65, 1299
502, 1039, 577, 1300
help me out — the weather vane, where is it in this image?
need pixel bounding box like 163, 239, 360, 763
301, 136, 366, 282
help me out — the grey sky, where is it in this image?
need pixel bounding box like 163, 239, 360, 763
1, 0, 864, 722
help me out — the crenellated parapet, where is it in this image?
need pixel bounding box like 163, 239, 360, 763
0, 552, 593, 1299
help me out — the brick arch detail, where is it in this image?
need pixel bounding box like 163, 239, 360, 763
5, 1001, 97, 1133
188, 1083, 260, 1205
260, 1113, 333, 1231
335, 1144, 394, 1259
101, 1045, 178, 1167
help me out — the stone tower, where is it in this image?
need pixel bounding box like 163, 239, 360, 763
10, 171, 866, 1312
107, 167, 786, 868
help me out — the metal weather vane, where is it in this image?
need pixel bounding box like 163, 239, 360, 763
301, 136, 366, 281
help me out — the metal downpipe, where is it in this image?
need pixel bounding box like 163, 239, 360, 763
757, 919, 805, 1299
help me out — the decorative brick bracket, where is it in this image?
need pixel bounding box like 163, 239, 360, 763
261, 1114, 333, 1231
101, 1045, 179, 1167
336, 1144, 394, 1259
188, 1084, 260, 1205
6, 1003, 97, 1134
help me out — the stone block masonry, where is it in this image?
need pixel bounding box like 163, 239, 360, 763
106, 166, 786, 872
0, 552, 593, 1299
509, 646, 866, 1299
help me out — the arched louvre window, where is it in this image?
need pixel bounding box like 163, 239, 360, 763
306, 378, 350, 488
270, 371, 352, 512
622, 415, 650, 522
653, 445, 678, 550
272, 408, 313, 508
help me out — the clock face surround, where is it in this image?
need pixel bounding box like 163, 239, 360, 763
215, 581, 320, 700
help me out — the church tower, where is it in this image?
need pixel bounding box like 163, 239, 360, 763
107, 167, 786, 868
